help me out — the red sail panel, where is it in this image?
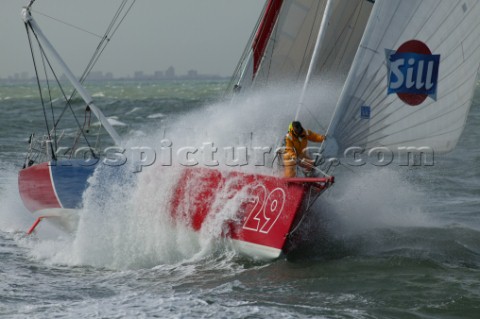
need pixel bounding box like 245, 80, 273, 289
252, 0, 283, 77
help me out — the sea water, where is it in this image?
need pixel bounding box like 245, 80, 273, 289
0, 79, 479, 318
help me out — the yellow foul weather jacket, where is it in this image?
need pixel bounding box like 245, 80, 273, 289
283, 128, 325, 177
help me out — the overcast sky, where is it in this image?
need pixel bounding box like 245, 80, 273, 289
0, 0, 264, 78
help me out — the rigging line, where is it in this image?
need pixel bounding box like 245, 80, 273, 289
225, 0, 265, 97
295, 0, 334, 121
104, 0, 128, 36
293, 0, 325, 130
287, 187, 325, 237
94, 119, 102, 149
31, 9, 104, 39
305, 104, 326, 132
319, 1, 365, 72
315, 1, 369, 130
250, 1, 280, 88
25, 22, 56, 160
301, 1, 368, 134
109, 0, 137, 39
78, 0, 131, 82
54, 0, 137, 128
29, 25, 97, 159
293, 0, 323, 84
27, 0, 36, 9
261, 25, 277, 85
334, 1, 365, 72
80, 2, 127, 73
39, 46, 58, 152
91, 0, 135, 61
81, 0, 137, 78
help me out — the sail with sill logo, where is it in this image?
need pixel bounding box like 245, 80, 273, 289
326, 0, 480, 155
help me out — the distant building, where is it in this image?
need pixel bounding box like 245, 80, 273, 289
0, 66, 227, 83
187, 70, 198, 78
165, 66, 175, 78
89, 71, 104, 81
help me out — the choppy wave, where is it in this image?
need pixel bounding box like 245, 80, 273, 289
1, 80, 479, 318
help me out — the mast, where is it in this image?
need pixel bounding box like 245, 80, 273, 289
21, 7, 123, 147
294, 0, 334, 121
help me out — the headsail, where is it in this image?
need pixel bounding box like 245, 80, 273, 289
232, 0, 373, 89
227, 0, 374, 133
327, 0, 480, 155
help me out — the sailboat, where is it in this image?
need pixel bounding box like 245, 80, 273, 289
18, 0, 480, 260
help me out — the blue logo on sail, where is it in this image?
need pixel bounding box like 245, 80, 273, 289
360, 106, 371, 119
386, 40, 440, 106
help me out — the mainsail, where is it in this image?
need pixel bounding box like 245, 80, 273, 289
228, 0, 374, 95
327, 0, 480, 155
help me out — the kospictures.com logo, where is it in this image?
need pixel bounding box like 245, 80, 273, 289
386, 39, 441, 106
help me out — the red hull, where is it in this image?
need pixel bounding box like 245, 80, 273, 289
171, 168, 332, 259
18, 162, 61, 212
19, 162, 333, 259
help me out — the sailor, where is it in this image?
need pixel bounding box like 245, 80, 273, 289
283, 121, 325, 178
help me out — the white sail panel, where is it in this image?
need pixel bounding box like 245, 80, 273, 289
328, 0, 480, 154
253, 0, 328, 86
310, 0, 373, 79
227, 0, 374, 98
254, 0, 373, 87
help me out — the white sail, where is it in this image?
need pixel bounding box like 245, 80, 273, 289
327, 0, 480, 155
229, 0, 374, 95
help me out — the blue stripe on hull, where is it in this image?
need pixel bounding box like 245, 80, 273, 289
49, 160, 98, 209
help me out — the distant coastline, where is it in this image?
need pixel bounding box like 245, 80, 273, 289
0, 66, 229, 83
